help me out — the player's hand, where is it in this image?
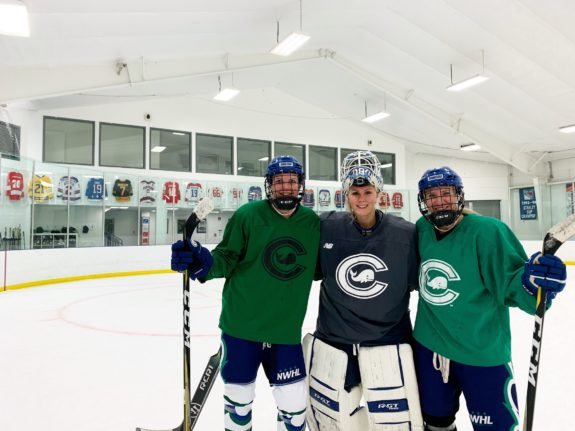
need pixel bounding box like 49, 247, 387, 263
171, 240, 213, 280
522, 252, 567, 301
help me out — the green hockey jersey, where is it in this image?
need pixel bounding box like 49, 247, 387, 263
414, 213, 536, 366
205, 200, 320, 344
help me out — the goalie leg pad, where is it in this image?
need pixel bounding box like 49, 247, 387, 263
303, 334, 368, 431
224, 382, 256, 431
358, 343, 424, 431
273, 379, 307, 431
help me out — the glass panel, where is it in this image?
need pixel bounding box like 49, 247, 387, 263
309, 146, 337, 181
44, 117, 94, 165
104, 173, 138, 246
100, 123, 145, 169
274, 142, 305, 169
150, 128, 191, 172
467, 200, 501, 219
237, 138, 270, 177
0, 156, 33, 249
196, 133, 233, 175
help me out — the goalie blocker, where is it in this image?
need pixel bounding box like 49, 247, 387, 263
303, 334, 423, 431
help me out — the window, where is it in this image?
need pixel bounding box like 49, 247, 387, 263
150, 128, 191, 172
274, 142, 305, 170
43, 117, 93, 165
196, 133, 233, 175
309, 146, 337, 181
99, 123, 145, 169
0, 121, 20, 160
237, 138, 271, 177
340, 148, 396, 186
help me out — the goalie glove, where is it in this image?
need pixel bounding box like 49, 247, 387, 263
522, 251, 567, 301
171, 239, 213, 279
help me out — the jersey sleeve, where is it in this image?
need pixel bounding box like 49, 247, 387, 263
476, 219, 535, 314
204, 210, 246, 280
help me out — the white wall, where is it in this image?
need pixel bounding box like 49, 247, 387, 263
2, 240, 572, 289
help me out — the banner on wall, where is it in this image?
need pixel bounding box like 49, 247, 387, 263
519, 187, 538, 220
567, 183, 575, 216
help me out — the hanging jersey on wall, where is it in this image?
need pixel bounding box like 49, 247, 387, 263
6, 171, 25, 201
85, 178, 106, 200
112, 179, 133, 202
335, 189, 344, 209
28, 175, 54, 202
209, 186, 224, 208
139, 180, 156, 205
378, 191, 390, 209
318, 189, 331, 207
302, 189, 315, 208
162, 181, 181, 204
57, 176, 81, 201
392, 192, 404, 209
185, 182, 203, 204
248, 186, 262, 202
229, 187, 243, 207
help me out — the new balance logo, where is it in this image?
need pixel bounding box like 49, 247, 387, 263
276, 368, 302, 381
470, 414, 493, 425
323, 243, 333, 249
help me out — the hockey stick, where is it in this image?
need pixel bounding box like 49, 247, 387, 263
137, 197, 214, 431
523, 213, 575, 431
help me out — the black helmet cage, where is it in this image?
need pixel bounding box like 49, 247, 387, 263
417, 185, 465, 229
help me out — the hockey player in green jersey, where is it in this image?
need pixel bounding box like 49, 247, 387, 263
413, 166, 567, 431
171, 155, 319, 431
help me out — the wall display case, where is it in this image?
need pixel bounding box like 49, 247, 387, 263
32, 232, 77, 249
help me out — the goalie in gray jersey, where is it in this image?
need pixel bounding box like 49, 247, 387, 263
304, 150, 424, 431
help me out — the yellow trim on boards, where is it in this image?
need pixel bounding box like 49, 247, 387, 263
3, 261, 574, 291
4, 269, 173, 291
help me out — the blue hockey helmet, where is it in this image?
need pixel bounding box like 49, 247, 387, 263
264, 155, 305, 210
417, 166, 464, 230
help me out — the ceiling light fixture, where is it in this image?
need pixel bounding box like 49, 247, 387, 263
446, 50, 489, 92
380, 163, 393, 169
213, 74, 239, 102
361, 100, 390, 123
270, 0, 310, 56
460, 143, 481, 151
0, 0, 30, 37
151, 146, 166, 153
558, 124, 575, 134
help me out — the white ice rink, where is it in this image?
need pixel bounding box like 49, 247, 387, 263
1, 269, 574, 431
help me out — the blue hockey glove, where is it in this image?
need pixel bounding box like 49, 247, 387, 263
522, 251, 567, 301
171, 240, 213, 279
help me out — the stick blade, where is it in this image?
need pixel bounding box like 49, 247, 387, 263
136, 422, 183, 431
544, 213, 575, 255
194, 197, 214, 221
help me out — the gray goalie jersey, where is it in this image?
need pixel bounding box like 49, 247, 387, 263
314, 211, 418, 346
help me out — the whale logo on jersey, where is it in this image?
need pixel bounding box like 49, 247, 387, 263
336, 254, 388, 299
262, 237, 307, 280
419, 259, 461, 306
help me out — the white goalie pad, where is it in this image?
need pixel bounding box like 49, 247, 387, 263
303, 334, 368, 431
358, 344, 424, 431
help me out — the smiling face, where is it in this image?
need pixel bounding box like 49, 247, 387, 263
270, 172, 300, 199
347, 184, 378, 219
423, 185, 459, 213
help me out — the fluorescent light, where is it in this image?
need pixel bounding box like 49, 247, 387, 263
237, 166, 243, 171
460, 143, 481, 151
105, 206, 129, 212
151, 146, 166, 153
446, 74, 489, 92
0, 1, 30, 37
213, 88, 240, 101
270, 32, 310, 56
172, 132, 185, 136
362, 111, 390, 123
558, 124, 575, 134
380, 163, 393, 169
258, 157, 269, 162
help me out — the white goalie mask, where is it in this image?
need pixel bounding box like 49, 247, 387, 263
341, 150, 384, 194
